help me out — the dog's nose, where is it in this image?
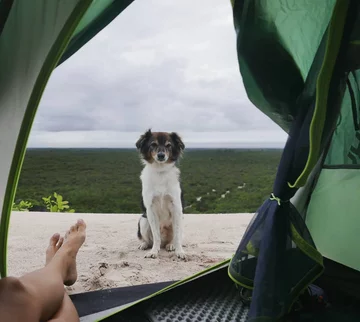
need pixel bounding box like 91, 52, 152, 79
157, 152, 165, 160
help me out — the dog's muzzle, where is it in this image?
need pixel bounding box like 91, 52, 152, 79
157, 152, 166, 162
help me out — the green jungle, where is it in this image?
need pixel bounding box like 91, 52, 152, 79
14, 148, 282, 214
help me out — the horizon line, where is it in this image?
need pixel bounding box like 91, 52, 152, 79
26, 147, 284, 150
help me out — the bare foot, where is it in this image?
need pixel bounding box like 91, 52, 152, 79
51, 219, 86, 286
45, 233, 64, 265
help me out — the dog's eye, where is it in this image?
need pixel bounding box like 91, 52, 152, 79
150, 142, 157, 148
166, 144, 172, 148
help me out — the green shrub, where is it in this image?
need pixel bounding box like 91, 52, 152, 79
15, 149, 282, 214
42, 192, 75, 213
12, 200, 33, 211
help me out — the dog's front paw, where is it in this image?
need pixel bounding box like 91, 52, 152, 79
144, 250, 159, 259
166, 243, 175, 252
175, 249, 187, 260
138, 242, 149, 250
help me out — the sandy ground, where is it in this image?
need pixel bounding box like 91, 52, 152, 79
7, 212, 253, 295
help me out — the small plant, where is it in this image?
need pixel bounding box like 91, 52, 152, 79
42, 192, 75, 213
12, 200, 33, 211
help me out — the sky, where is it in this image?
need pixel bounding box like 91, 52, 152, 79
28, 0, 287, 149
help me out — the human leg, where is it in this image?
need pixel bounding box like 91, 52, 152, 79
0, 219, 86, 322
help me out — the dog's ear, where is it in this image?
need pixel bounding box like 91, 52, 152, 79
136, 129, 152, 150
170, 132, 185, 152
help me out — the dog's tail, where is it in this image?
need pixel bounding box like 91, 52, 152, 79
137, 218, 142, 240
137, 213, 147, 240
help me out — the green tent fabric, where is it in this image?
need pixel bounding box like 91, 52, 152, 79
1, 0, 360, 321
58, 0, 134, 66
0, 0, 134, 278
232, 0, 336, 132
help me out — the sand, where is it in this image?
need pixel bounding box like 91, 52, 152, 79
7, 212, 253, 294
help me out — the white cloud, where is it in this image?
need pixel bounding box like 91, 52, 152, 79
29, 0, 286, 148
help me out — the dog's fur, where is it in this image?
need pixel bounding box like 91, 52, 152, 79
136, 129, 186, 259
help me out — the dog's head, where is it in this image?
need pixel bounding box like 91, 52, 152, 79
136, 129, 185, 164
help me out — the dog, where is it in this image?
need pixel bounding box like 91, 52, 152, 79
136, 129, 186, 260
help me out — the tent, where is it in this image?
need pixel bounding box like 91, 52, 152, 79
1, 0, 360, 321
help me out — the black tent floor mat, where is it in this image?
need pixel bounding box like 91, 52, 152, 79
76, 260, 360, 322
145, 280, 248, 322
71, 280, 174, 317
102, 266, 249, 322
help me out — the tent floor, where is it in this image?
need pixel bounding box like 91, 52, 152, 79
72, 258, 360, 321
101, 266, 249, 322
289, 257, 360, 322
70, 281, 174, 318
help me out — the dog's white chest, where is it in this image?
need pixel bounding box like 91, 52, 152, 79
140, 164, 181, 207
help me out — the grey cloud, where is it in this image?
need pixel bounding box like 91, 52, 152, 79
33, 0, 283, 145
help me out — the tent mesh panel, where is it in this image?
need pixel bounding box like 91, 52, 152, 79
228, 201, 323, 318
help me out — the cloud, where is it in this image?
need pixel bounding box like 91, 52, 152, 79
28, 130, 287, 149
30, 0, 286, 148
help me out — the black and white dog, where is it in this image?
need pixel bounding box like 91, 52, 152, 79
136, 129, 186, 260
